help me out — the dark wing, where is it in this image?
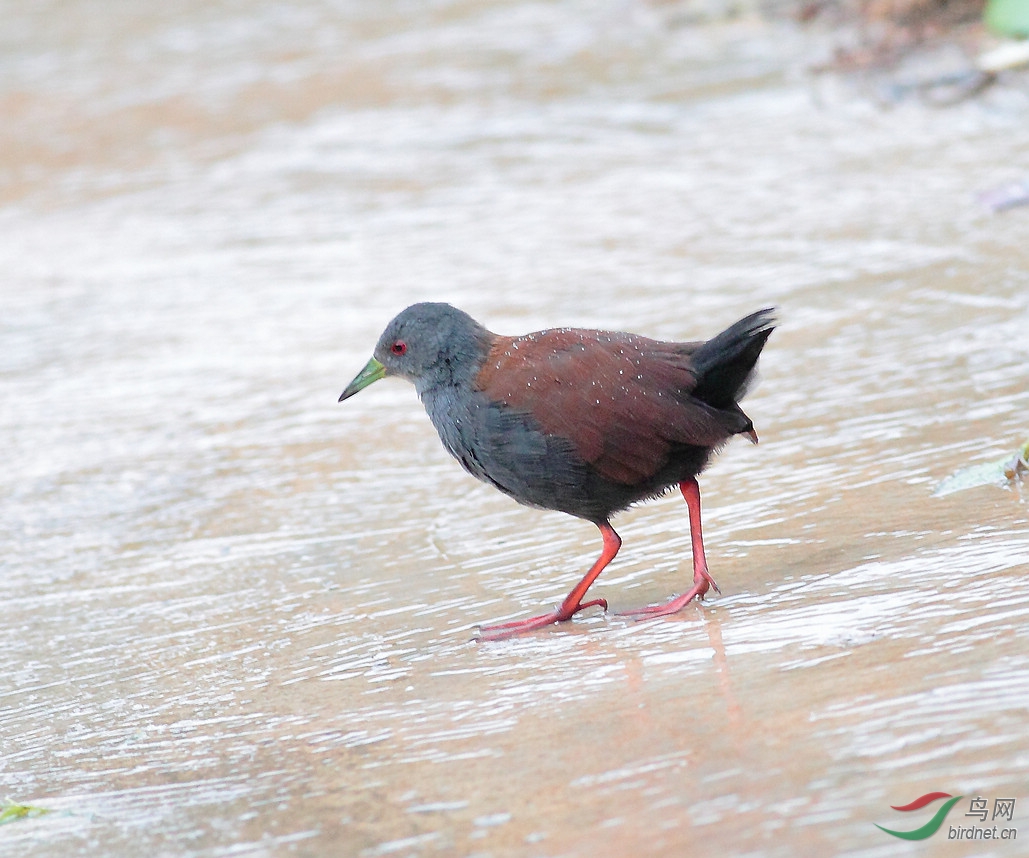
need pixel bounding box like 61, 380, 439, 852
474, 328, 745, 485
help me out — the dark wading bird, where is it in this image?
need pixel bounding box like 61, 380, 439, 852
340, 303, 775, 641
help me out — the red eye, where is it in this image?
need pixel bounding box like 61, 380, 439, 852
390, 340, 407, 356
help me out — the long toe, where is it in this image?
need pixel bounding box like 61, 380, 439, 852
696, 567, 720, 595
618, 579, 711, 621
477, 611, 565, 641
477, 599, 607, 642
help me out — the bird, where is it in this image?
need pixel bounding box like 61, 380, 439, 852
339, 302, 775, 640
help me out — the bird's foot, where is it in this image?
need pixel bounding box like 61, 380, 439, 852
697, 565, 720, 596
619, 568, 719, 620
477, 598, 608, 641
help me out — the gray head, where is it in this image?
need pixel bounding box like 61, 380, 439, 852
339, 303, 492, 401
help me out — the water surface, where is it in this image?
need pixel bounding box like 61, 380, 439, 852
3, 1, 1029, 856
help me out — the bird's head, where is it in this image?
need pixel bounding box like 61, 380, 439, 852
339, 302, 490, 401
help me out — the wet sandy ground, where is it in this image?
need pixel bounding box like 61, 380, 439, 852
3, 1, 1029, 856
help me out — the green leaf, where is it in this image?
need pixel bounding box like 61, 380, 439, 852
985, 0, 1029, 37
933, 438, 1029, 497
0, 799, 52, 825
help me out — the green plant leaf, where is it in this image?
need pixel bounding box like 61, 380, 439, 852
0, 800, 52, 825
933, 439, 1029, 497
985, 0, 1029, 37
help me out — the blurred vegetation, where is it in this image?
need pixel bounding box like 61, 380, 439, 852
0, 799, 52, 825
934, 439, 1029, 497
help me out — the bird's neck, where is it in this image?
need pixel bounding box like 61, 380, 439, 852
414, 328, 494, 399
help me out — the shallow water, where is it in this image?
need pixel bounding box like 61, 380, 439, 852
3, 1, 1029, 856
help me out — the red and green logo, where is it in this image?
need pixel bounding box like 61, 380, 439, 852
876, 792, 964, 840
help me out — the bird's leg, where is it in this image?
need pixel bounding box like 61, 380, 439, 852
680, 476, 720, 595
621, 477, 720, 619
477, 522, 621, 641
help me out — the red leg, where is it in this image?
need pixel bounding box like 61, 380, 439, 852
621, 477, 720, 619
478, 522, 621, 641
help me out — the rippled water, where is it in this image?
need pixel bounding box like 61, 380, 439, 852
3, 1, 1029, 856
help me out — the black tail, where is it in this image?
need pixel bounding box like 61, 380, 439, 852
690, 308, 776, 410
